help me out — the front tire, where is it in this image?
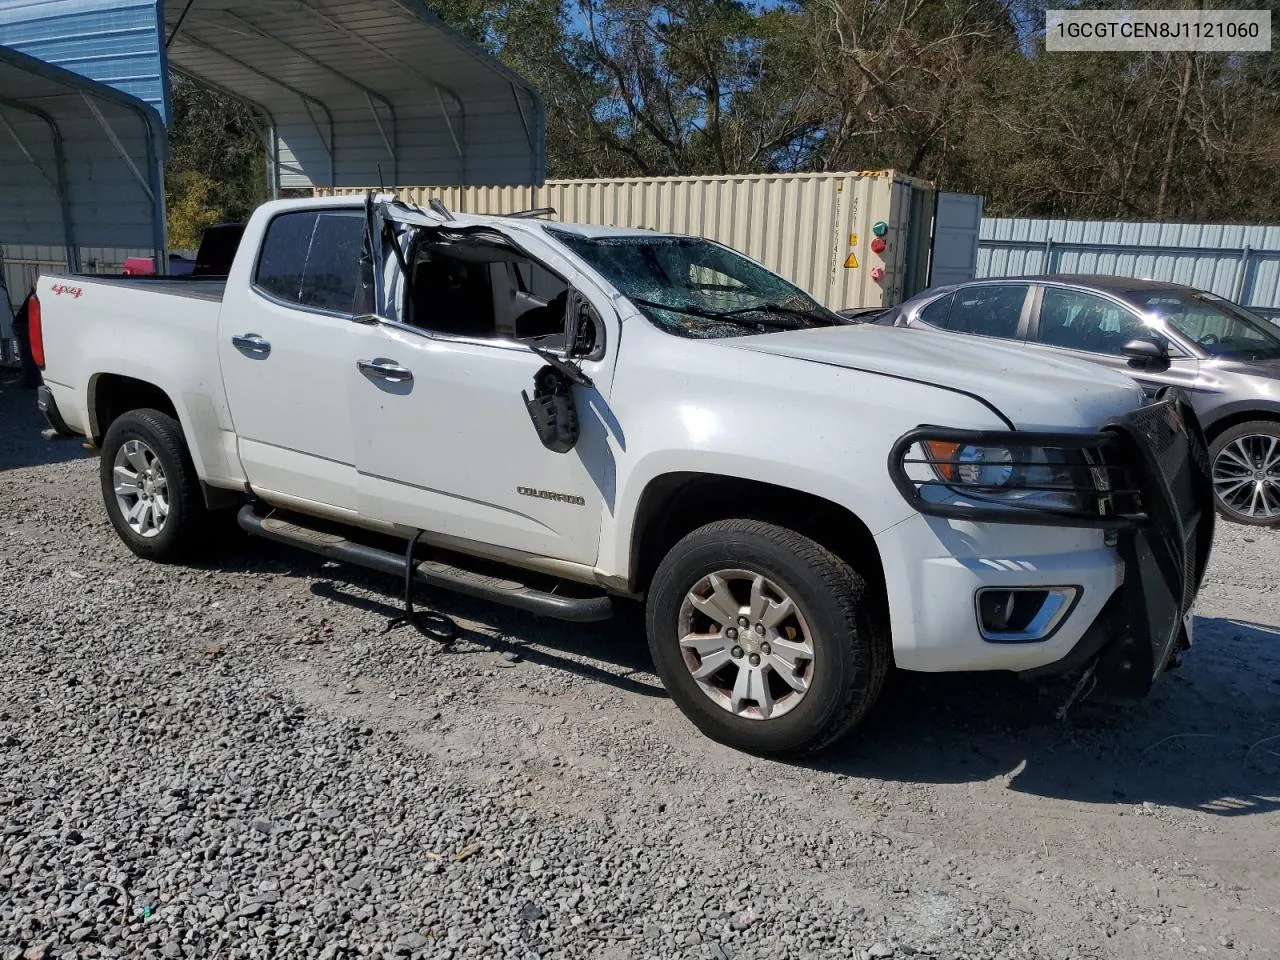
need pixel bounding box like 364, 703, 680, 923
646, 519, 889, 757
1208, 420, 1280, 526
100, 408, 208, 562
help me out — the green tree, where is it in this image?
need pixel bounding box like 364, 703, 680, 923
160, 0, 1280, 224
164, 79, 267, 247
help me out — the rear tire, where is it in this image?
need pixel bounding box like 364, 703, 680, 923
1208, 420, 1280, 526
646, 519, 889, 757
100, 408, 208, 562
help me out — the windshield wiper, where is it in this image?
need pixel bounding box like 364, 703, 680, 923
718, 302, 837, 327
628, 296, 788, 331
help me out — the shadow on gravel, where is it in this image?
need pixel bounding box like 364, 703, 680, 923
0, 376, 88, 472
180, 507, 1280, 817
309, 574, 664, 698
190, 535, 664, 698
813, 616, 1280, 817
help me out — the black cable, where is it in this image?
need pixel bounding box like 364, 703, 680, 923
387, 530, 458, 646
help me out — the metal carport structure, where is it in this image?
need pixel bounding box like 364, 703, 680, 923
0, 43, 167, 269
0, 43, 166, 355
163, 0, 547, 191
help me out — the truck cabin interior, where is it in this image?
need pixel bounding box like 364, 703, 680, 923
402, 232, 570, 345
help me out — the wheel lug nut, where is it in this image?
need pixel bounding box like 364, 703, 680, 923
748, 653, 761, 666
755, 623, 765, 635
737, 616, 749, 628
761, 642, 771, 656
731, 646, 744, 659
725, 627, 738, 640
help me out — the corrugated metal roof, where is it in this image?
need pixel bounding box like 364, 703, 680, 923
978, 217, 1280, 318
165, 0, 546, 189
0, 43, 166, 261
0, 0, 169, 122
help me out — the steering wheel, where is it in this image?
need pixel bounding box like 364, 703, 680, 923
1198, 332, 1221, 347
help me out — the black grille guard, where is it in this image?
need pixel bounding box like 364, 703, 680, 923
891, 393, 1215, 693
1098, 393, 1214, 691
1105, 394, 1214, 608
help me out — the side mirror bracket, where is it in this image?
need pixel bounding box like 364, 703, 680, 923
523, 365, 581, 454
567, 289, 604, 361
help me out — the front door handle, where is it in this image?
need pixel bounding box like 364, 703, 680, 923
232, 333, 271, 356
357, 358, 414, 383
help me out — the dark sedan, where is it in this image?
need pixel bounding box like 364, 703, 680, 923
855, 275, 1280, 526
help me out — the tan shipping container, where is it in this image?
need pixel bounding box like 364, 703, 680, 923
330, 170, 937, 310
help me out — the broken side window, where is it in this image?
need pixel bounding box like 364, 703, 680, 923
396, 233, 570, 345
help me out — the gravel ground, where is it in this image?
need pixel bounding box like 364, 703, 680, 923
2, 373, 1278, 960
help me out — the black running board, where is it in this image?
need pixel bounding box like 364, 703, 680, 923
237, 505, 613, 623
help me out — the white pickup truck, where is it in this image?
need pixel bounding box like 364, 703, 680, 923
31, 194, 1213, 756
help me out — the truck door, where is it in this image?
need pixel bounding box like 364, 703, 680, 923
349, 225, 617, 566
217, 206, 365, 511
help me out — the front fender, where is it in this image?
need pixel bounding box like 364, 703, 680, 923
597, 326, 1009, 580
1197, 396, 1280, 437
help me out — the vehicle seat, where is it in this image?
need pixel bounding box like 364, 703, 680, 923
1039, 301, 1080, 348
411, 257, 496, 337
1073, 306, 1109, 351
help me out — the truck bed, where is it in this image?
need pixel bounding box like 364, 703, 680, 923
71, 275, 227, 303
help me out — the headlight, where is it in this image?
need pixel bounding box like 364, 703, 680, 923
957, 445, 1014, 487
892, 429, 1144, 526
924, 442, 1016, 488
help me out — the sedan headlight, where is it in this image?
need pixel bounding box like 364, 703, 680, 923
891, 429, 1143, 526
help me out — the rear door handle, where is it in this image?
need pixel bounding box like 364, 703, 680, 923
232, 333, 271, 356
357, 358, 414, 383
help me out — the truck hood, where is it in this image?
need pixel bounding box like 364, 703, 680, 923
728, 324, 1145, 431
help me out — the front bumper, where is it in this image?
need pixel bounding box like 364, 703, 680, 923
878, 396, 1213, 697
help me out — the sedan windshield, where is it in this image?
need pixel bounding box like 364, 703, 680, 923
1134, 289, 1280, 361
548, 230, 839, 338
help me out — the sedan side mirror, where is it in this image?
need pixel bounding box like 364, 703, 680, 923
1121, 337, 1168, 369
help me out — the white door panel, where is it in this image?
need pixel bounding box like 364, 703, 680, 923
218, 207, 366, 511
350, 324, 611, 565
218, 296, 361, 510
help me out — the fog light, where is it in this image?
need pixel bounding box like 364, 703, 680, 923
976, 587, 1079, 642
978, 589, 1018, 632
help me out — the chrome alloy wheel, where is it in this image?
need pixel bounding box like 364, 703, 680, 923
677, 569, 815, 720
112, 439, 169, 538
1212, 434, 1280, 520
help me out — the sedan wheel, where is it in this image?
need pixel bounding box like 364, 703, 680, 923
1211, 430, 1280, 524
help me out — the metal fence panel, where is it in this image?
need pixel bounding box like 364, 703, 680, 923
978, 217, 1280, 319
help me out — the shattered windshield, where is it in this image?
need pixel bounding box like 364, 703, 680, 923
548, 230, 839, 338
